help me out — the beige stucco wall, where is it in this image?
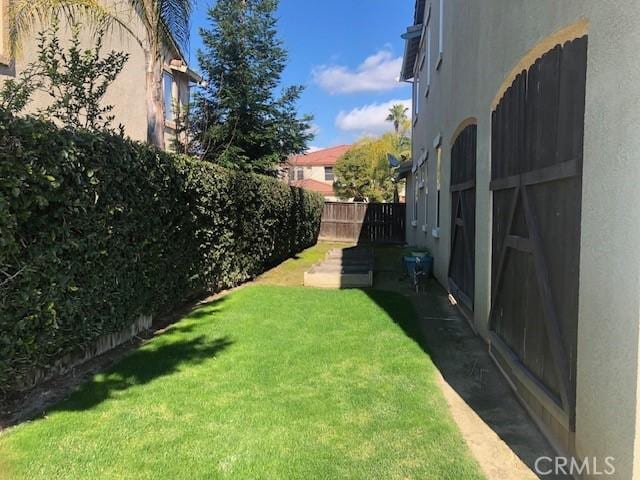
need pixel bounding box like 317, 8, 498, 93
0, 2, 191, 146
307, 165, 331, 183
405, 1, 640, 477
285, 165, 333, 184
281, 165, 338, 201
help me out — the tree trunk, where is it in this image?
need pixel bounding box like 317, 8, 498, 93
145, 46, 165, 149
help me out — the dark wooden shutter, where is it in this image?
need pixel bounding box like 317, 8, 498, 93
448, 125, 477, 313
489, 36, 587, 424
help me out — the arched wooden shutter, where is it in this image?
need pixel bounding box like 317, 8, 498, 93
448, 124, 477, 313
489, 35, 588, 425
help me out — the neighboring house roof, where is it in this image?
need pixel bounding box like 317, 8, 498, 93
400, 0, 427, 81
288, 145, 351, 166
291, 179, 336, 197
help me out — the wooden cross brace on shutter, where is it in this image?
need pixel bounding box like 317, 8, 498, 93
448, 184, 475, 309
489, 159, 578, 414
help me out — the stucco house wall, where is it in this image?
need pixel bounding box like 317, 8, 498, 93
283, 165, 337, 200
284, 145, 350, 202
0, 1, 197, 149
403, 1, 640, 477
287, 165, 333, 184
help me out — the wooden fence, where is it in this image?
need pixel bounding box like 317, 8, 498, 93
318, 202, 405, 244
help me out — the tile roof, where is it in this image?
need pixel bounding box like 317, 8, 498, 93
291, 179, 336, 196
288, 145, 351, 166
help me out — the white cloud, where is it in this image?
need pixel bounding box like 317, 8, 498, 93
312, 48, 404, 94
306, 146, 323, 153
335, 99, 412, 134
306, 123, 321, 137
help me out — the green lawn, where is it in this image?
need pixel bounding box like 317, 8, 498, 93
0, 284, 482, 479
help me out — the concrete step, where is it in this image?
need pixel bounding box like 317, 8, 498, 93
308, 264, 370, 274
304, 247, 374, 288
326, 247, 374, 259
318, 258, 374, 268
303, 269, 373, 288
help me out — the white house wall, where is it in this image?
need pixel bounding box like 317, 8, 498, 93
406, 1, 640, 477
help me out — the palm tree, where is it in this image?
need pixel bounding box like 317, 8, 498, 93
385, 104, 409, 135
8, 0, 193, 149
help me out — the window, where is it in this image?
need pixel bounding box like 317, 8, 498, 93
424, 161, 429, 226
424, 192, 429, 228
413, 177, 419, 223
437, 0, 444, 68
163, 72, 174, 122
425, 24, 431, 95
295, 168, 304, 181
420, 3, 431, 97
436, 146, 442, 228
0, 2, 7, 63
413, 77, 420, 118
324, 166, 334, 182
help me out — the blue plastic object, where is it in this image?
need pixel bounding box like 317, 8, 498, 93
403, 254, 433, 278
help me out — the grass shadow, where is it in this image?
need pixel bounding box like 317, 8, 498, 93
363, 246, 566, 479
44, 297, 234, 414
55, 335, 233, 413
363, 288, 434, 358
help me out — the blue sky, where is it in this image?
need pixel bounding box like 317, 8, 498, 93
188, 0, 413, 150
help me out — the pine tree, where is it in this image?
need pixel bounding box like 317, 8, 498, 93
193, 0, 313, 174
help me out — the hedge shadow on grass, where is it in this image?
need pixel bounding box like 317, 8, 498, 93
54, 334, 233, 413
49, 297, 235, 413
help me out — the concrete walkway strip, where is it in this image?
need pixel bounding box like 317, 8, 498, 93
436, 372, 539, 480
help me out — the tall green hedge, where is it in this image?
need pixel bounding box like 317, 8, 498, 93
0, 112, 323, 394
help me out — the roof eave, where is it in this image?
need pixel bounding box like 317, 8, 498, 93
395, 160, 413, 180
400, 25, 422, 81
169, 61, 206, 86
186, 67, 205, 85
414, 0, 427, 25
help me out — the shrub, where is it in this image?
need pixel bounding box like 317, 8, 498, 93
1, 20, 129, 133
334, 133, 400, 202
0, 111, 323, 394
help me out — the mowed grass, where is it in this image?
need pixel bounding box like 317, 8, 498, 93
0, 285, 483, 480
